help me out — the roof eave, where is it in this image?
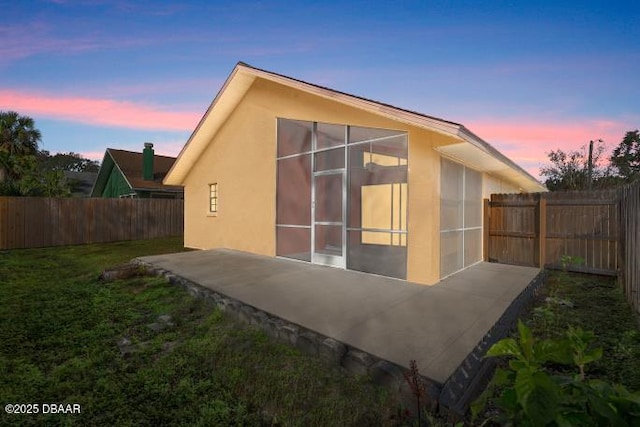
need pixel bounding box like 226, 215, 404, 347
435, 126, 547, 192
89, 150, 112, 197
166, 62, 547, 193
164, 63, 254, 185
164, 62, 466, 186
107, 148, 135, 191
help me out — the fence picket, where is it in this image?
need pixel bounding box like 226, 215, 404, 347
619, 180, 640, 313
488, 186, 639, 314
488, 190, 619, 275
0, 197, 183, 250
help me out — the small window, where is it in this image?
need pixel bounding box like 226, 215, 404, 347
209, 183, 218, 213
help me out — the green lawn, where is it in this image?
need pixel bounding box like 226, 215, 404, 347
8, 239, 636, 426
0, 238, 398, 426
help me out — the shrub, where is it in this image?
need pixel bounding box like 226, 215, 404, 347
472, 320, 640, 426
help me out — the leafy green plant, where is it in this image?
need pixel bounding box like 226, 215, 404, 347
533, 297, 575, 339
533, 255, 583, 339
472, 320, 640, 426
556, 255, 585, 290
560, 255, 584, 273
532, 304, 556, 337
549, 255, 584, 295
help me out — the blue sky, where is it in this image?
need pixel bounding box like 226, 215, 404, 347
1, 0, 638, 177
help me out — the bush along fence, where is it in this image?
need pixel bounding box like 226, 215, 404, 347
0, 197, 183, 250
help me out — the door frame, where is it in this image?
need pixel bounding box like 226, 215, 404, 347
311, 157, 347, 269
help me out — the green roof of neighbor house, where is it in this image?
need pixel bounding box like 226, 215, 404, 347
91, 148, 183, 198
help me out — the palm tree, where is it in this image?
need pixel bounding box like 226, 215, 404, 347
0, 111, 42, 182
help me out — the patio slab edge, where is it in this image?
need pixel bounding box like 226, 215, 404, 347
438, 269, 546, 420
131, 257, 441, 414
132, 256, 545, 420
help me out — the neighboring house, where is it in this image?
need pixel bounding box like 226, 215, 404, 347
164, 62, 546, 285
64, 171, 98, 197
91, 143, 183, 199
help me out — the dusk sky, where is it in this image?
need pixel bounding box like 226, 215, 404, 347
1, 0, 638, 179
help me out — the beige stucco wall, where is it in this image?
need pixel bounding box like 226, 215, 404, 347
181, 77, 523, 285
182, 86, 276, 256
483, 173, 521, 198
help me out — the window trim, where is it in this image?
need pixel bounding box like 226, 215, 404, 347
208, 183, 218, 215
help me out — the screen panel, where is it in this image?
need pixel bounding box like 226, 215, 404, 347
464, 168, 483, 228
276, 226, 311, 261
317, 123, 345, 150
441, 230, 463, 277
277, 119, 312, 157
277, 119, 409, 279
314, 173, 343, 223
440, 158, 464, 231
315, 147, 344, 172
464, 228, 482, 267
315, 224, 342, 256
276, 154, 311, 226
440, 158, 484, 277
347, 230, 407, 279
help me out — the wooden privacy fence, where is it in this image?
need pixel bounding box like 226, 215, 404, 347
619, 180, 640, 313
484, 190, 620, 276
0, 197, 184, 250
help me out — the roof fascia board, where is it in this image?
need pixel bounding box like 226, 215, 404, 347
164, 65, 255, 184
89, 150, 114, 197
165, 62, 465, 185
437, 148, 529, 192
457, 126, 546, 191
108, 149, 135, 192
165, 62, 545, 193
245, 66, 463, 137
246, 63, 544, 192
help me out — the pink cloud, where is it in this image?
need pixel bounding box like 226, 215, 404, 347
0, 89, 201, 131
77, 150, 106, 162
152, 140, 187, 157
466, 118, 636, 178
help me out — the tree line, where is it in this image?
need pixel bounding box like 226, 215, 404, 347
2, 110, 638, 195
540, 130, 639, 191
0, 111, 100, 197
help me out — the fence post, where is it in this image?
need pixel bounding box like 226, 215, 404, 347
483, 198, 490, 262
538, 197, 547, 269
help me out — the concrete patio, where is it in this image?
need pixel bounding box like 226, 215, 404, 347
136, 249, 540, 385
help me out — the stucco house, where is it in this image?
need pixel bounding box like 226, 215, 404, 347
164, 62, 545, 285
91, 143, 183, 199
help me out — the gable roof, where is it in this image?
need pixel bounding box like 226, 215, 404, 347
91, 148, 183, 197
108, 149, 182, 191
165, 62, 546, 192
